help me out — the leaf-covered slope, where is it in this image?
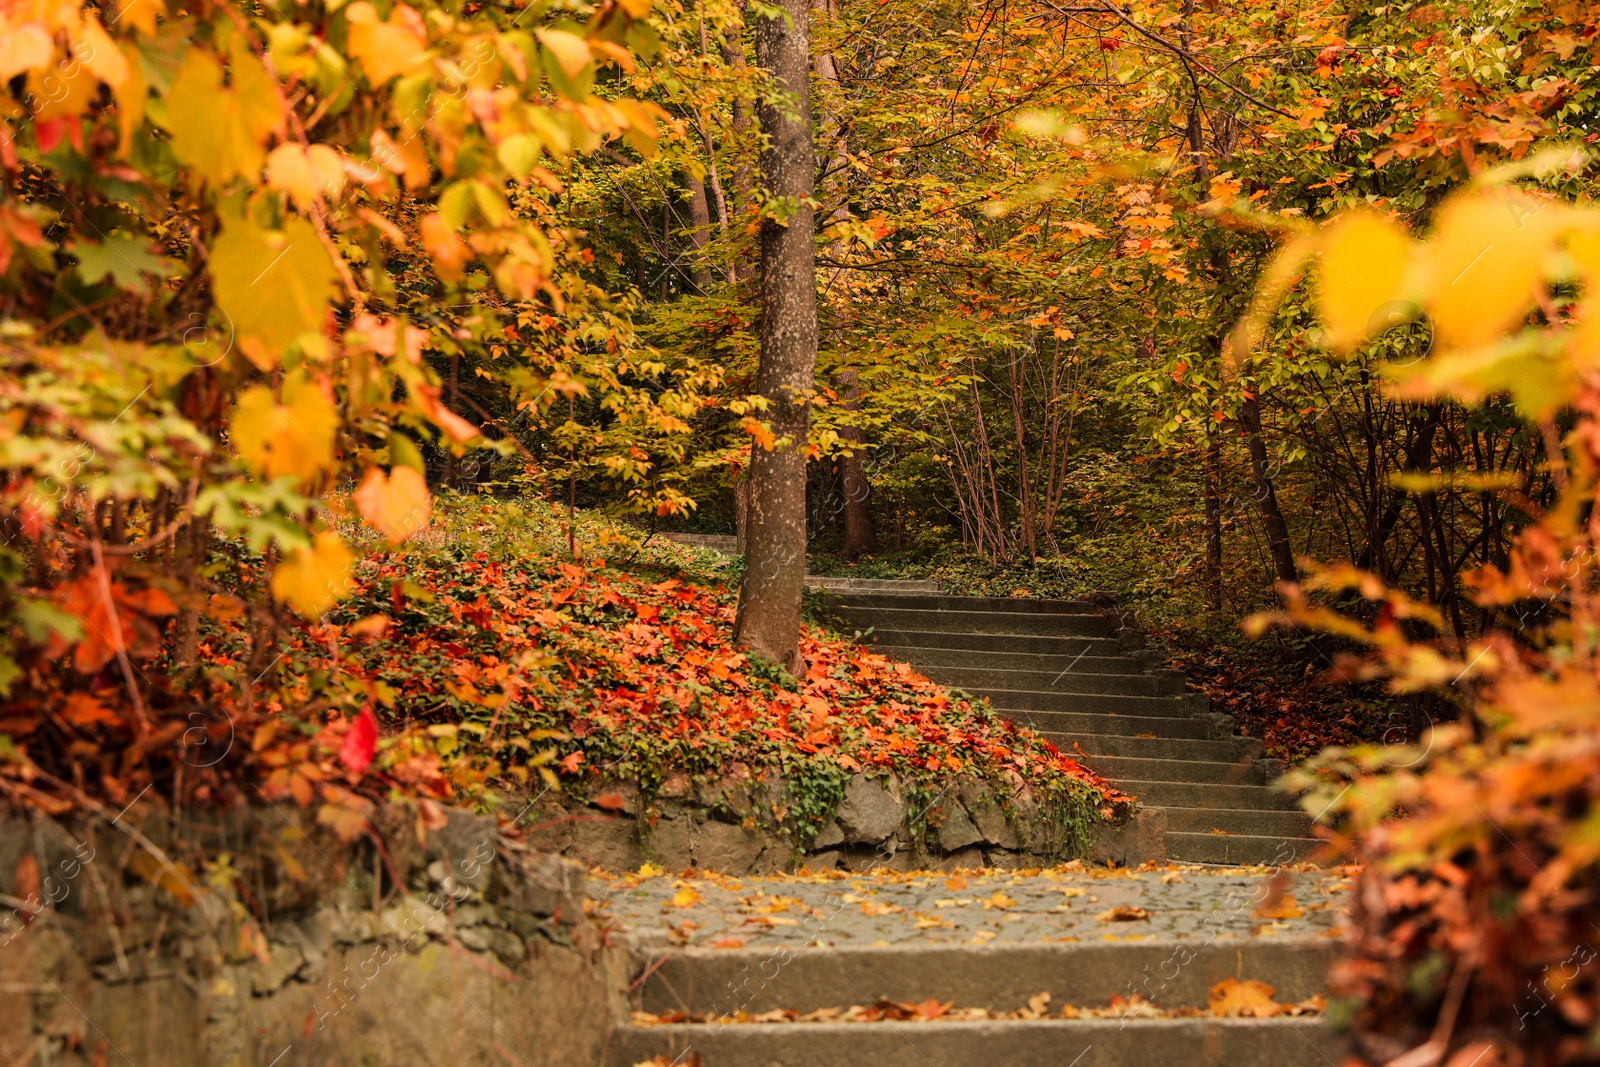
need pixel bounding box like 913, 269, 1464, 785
197, 497, 1123, 830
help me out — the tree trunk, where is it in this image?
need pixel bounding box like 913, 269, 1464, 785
686, 172, 712, 294
1239, 395, 1298, 588
810, 5, 873, 559
734, 476, 749, 554
1008, 348, 1037, 561
732, 0, 817, 674
1204, 441, 1222, 610
836, 368, 877, 560
722, 38, 754, 285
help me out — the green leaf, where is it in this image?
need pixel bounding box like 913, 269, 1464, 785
388, 431, 426, 474
71, 233, 175, 290
14, 597, 84, 645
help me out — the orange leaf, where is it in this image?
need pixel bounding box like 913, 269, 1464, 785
353, 465, 433, 544
345, 2, 428, 85
1209, 978, 1281, 1018
1251, 893, 1303, 920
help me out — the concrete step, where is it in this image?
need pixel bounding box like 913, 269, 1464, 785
664, 532, 738, 553
1160, 806, 1319, 839
874, 644, 1147, 675
1110, 780, 1302, 812
977, 687, 1198, 716
831, 606, 1114, 638
860, 630, 1128, 656
612, 1017, 1341, 1067
923, 665, 1182, 698
1166, 831, 1325, 867
827, 592, 1098, 615
1083, 754, 1269, 786
634, 940, 1337, 1016
1031, 715, 1214, 740
807, 577, 942, 593
1053, 733, 1263, 762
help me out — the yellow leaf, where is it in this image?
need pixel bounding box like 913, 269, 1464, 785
128, 850, 201, 906
671, 886, 700, 908
536, 29, 591, 80
266, 144, 347, 212
1316, 210, 1412, 353
1566, 227, 1600, 282
272, 532, 355, 618
353, 465, 432, 543
111, 41, 146, 151
616, 0, 652, 16
983, 891, 1017, 910
163, 43, 281, 186
1208, 977, 1281, 1018
27, 51, 99, 120
0, 25, 53, 84
346, 2, 428, 85
113, 0, 163, 37
81, 17, 130, 90
211, 212, 339, 368
231, 373, 340, 483
1424, 189, 1560, 350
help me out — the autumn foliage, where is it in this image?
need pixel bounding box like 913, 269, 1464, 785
206, 499, 1122, 836
1242, 154, 1600, 1064
0, 0, 687, 819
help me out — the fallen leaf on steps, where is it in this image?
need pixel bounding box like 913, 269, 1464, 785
1209, 978, 1280, 1017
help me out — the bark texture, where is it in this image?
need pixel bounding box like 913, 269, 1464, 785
722, 38, 754, 284
836, 368, 877, 560
1203, 441, 1223, 611
685, 172, 712, 294
732, 0, 817, 674
1240, 395, 1298, 587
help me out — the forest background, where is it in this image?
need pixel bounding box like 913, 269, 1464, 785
3, 0, 1600, 1060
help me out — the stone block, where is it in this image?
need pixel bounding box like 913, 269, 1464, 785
834, 775, 903, 846
1090, 806, 1168, 867
645, 813, 695, 872
692, 820, 765, 874
565, 815, 640, 873
810, 819, 845, 849
933, 802, 983, 852
502, 852, 587, 918
929, 846, 985, 871
959, 782, 1021, 850
423, 807, 497, 892
798, 849, 841, 872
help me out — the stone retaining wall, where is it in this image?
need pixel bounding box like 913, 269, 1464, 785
0, 805, 625, 1067
526, 771, 1165, 875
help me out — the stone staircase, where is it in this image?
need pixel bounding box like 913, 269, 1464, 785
825, 589, 1318, 866
605, 865, 1349, 1066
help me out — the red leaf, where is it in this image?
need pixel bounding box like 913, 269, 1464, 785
34, 118, 66, 154
339, 707, 379, 774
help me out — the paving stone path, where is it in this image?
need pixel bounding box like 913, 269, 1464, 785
602, 862, 1353, 1066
